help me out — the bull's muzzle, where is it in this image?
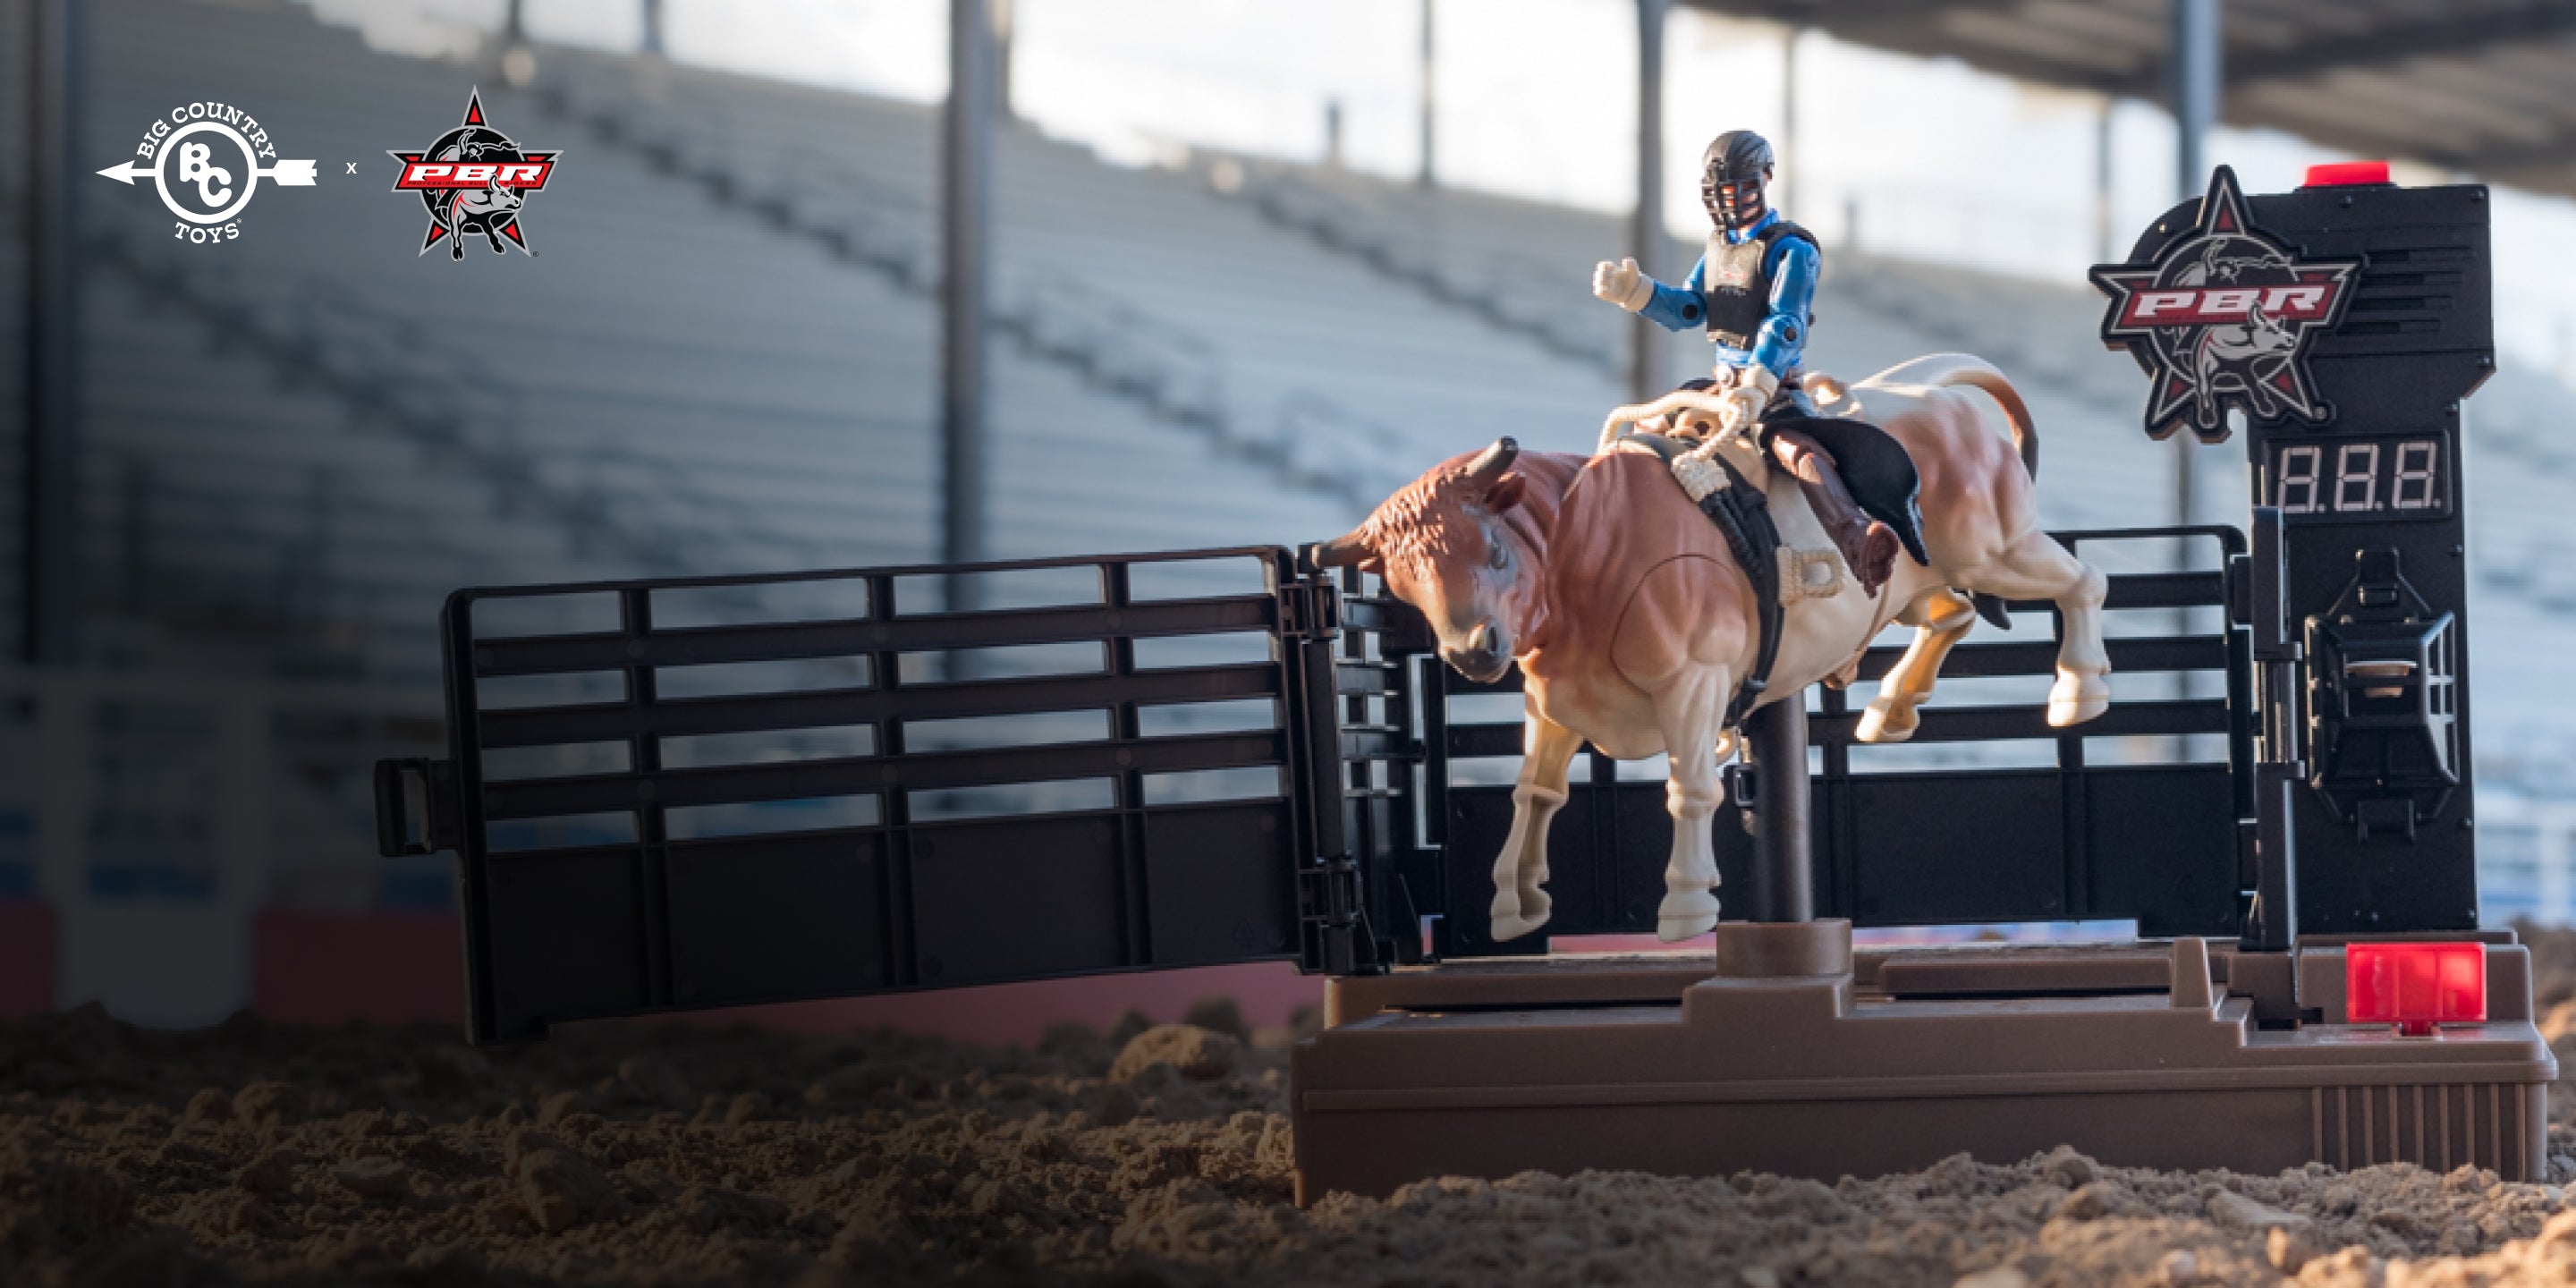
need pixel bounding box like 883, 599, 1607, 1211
1443, 622, 1511, 683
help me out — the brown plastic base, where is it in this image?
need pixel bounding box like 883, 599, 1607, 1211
1291, 928, 2555, 1204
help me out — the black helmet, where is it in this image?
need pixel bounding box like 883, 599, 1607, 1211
1701, 130, 1774, 231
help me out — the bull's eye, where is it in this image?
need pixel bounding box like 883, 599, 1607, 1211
1487, 541, 1509, 571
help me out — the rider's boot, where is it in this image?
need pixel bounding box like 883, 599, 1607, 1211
1770, 429, 1900, 597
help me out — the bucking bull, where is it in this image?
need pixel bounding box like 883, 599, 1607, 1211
1309, 353, 2109, 942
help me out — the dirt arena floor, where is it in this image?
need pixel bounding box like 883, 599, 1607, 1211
13, 936, 2576, 1287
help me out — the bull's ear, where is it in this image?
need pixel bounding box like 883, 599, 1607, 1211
1486, 473, 1528, 514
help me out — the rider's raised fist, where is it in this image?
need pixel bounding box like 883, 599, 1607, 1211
1592, 258, 1653, 311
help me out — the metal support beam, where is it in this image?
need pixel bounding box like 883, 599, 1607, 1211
1746, 698, 1814, 924
2095, 97, 2116, 264
996, 0, 1014, 121
2224, 3, 2576, 89
1778, 28, 1798, 216
23, 0, 81, 665
1631, 0, 1669, 402
1418, 0, 1436, 187
640, 0, 664, 56
2170, 0, 2218, 536
504, 0, 525, 44
942, 0, 998, 608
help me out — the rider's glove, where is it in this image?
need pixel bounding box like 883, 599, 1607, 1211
1591, 258, 1655, 311
1716, 367, 1781, 432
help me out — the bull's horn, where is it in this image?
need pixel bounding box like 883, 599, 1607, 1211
1307, 530, 1373, 569
1466, 437, 1519, 485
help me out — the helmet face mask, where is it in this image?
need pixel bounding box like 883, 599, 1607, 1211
1703, 175, 1767, 231
1699, 130, 1776, 233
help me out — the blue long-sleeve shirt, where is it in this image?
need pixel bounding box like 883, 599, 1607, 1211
1633, 208, 1817, 380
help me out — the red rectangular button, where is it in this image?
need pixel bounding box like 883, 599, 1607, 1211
2347, 941, 2484, 1035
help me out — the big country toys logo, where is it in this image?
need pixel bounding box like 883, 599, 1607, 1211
2090, 165, 2360, 443
390, 89, 559, 261
94, 101, 318, 244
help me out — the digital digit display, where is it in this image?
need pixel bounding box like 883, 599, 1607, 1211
2268, 434, 2451, 522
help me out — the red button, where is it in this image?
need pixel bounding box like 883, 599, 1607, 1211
2302, 160, 2393, 188
2346, 942, 2484, 1036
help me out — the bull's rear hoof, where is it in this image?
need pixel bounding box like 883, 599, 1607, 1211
1657, 912, 1719, 943
1855, 698, 1917, 744
1490, 912, 1549, 942
2047, 673, 2111, 727
1657, 889, 1721, 942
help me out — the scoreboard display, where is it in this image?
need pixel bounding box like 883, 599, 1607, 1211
2094, 165, 2493, 936
2267, 433, 2452, 522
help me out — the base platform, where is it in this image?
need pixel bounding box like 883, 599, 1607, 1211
1289, 924, 2555, 1203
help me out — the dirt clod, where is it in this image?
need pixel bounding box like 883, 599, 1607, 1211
330, 1157, 410, 1204
2269, 1224, 2322, 1273
1112, 1024, 1241, 1083
513, 1140, 623, 1233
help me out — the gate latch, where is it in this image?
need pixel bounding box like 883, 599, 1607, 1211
1277, 580, 1343, 641
375, 758, 462, 858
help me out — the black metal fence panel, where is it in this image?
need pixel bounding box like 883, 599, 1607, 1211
380, 547, 1329, 1042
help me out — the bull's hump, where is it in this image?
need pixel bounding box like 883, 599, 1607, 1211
1546, 451, 1725, 621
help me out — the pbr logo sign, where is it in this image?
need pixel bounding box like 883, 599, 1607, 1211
390, 90, 558, 260
95, 102, 318, 245
2091, 165, 2360, 442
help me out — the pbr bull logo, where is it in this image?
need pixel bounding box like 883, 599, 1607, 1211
94, 102, 318, 245
2091, 165, 2360, 442
389, 90, 558, 260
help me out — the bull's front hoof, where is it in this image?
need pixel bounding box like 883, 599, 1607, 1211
1515, 886, 1553, 925
2046, 673, 2111, 727
1855, 697, 1918, 743
1657, 889, 1721, 943
1490, 911, 1549, 942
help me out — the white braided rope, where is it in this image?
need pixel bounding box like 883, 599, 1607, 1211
1594, 390, 1745, 453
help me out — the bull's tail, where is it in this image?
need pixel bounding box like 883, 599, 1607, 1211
1874, 352, 2039, 479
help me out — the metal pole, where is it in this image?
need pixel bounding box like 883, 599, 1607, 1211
504, 0, 525, 44
24, 0, 80, 665
1747, 698, 1813, 923
1630, 0, 1668, 402
1418, 0, 1436, 187
2170, 0, 2219, 533
2095, 97, 2116, 264
640, 0, 663, 56
995, 0, 1014, 122
1778, 28, 1798, 216
942, 0, 997, 610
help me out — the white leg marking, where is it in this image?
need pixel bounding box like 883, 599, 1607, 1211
1962, 535, 2111, 727
1858, 589, 1977, 744
1653, 665, 1730, 942
1489, 712, 1583, 942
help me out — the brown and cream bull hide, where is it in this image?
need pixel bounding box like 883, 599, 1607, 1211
1311, 354, 2109, 944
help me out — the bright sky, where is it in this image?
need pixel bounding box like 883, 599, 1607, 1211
311, 0, 2576, 380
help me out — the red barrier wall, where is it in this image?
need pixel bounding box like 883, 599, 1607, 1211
250, 908, 1323, 1045
0, 902, 57, 1018
253, 910, 467, 1027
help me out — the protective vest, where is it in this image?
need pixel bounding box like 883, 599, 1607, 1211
1701, 220, 1818, 351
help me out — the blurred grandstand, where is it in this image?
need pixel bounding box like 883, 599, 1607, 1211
11, 0, 2576, 1023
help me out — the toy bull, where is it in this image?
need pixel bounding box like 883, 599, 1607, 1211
1309, 354, 2110, 942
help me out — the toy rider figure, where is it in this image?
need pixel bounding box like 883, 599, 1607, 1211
1592, 130, 1922, 596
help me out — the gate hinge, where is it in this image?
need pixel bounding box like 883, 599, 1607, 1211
1296, 858, 1379, 975
375, 758, 462, 858
1277, 580, 1343, 641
